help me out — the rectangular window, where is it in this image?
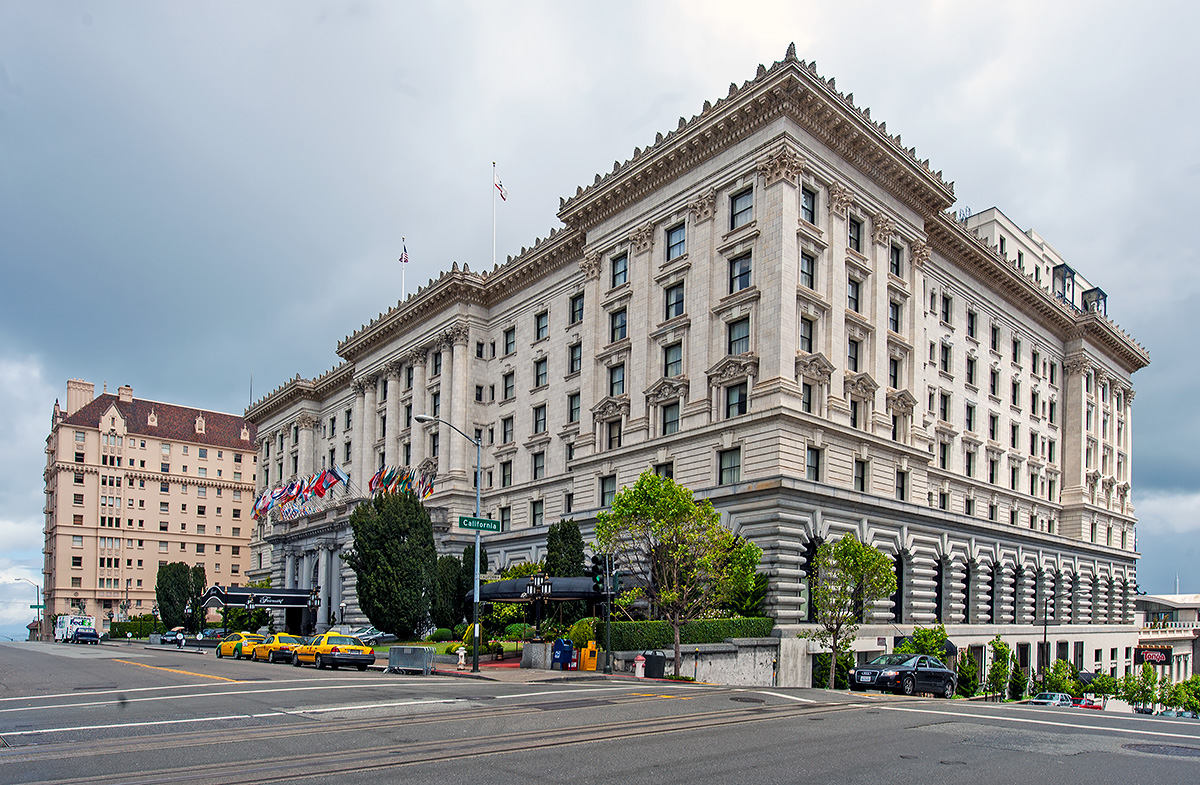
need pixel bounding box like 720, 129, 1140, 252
609, 364, 625, 397
847, 339, 861, 372
666, 224, 686, 260
849, 399, 861, 429
569, 292, 585, 324
568, 392, 580, 423
888, 301, 901, 333
530, 499, 544, 527
939, 392, 950, 422
800, 316, 814, 353
990, 369, 1000, 397
1011, 380, 1021, 407
611, 253, 628, 287
600, 475, 617, 507
853, 459, 868, 492
991, 325, 1000, 352
889, 245, 902, 277
535, 311, 549, 340
568, 343, 582, 375
965, 450, 976, 477
1012, 338, 1021, 367
610, 309, 627, 343
726, 382, 748, 418
503, 372, 515, 400
499, 506, 512, 531
607, 420, 622, 449
896, 470, 908, 501
730, 188, 753, 229
502, 417, 513, 443
664, 282, 685, 319
966, 356, 977, 386
501, 461, 512, 487
967, 311, 977, 339
966, 403, 976, 432
534, 358, 548, 388
664, 342, 683, 377
801, 382, 813, 414
504, 327, 516, 355
431, 391, 441, 418
806, 446, 822, 481
847, 278, 861, 312
719, 448, 741, 485
662, 402, 680, 435
797, 249, 818, 289
533, 405, 547, 434
938, 442, 949, 470
729, 254, 751, 293
532, 452, 545, 480
888, 357, 900, 389
801, 186, 817, 224
941, 294, 952, 324
728, 317, 750, 355
940, 344, 951, 374
1011, 422, 1020, 448
432, 352, 442, 375
848, 217, 862, 253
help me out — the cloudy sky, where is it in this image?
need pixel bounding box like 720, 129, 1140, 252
2, 1, 1197, 638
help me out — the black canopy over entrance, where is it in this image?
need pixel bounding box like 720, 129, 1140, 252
199, 585, 314, 609
465, 576, 600, 604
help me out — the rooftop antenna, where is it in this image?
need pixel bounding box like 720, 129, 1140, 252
1176, 573, 1181, 594
249, 373, 253, 407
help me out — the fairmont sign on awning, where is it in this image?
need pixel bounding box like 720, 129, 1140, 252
1134, 647, 1172, 666
199, 585, 315, 609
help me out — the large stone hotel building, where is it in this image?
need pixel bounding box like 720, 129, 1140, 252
41, 380, 257, 638
247, 47, 1149, 679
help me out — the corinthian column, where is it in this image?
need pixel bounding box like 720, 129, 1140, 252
384, 363, 402, 467
448, 324, 471, 478
410, 349, 428, 467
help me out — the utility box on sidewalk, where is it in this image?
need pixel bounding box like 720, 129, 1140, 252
550, 638, 574, 670
579, 642, 598, 672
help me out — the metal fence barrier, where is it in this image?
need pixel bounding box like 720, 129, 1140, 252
386, 645, 436, 675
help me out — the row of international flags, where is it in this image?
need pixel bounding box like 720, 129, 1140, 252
252, 466, 350, 520
252, 463, 438, 522
367, 465, 436, 499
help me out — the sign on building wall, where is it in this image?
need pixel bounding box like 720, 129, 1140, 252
1134, 647, 1171, 666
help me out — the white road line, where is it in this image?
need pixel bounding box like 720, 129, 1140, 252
878, 704, 1200, 741
293, 698, 463, 714
1, 714, 273, 737
498, 685, 653, 699
754, 690, 815, 703
0, 676, 408, 704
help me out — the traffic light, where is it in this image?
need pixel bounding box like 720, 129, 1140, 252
612, 571, 623, 596
592, 573, 606, 594
588, 554, 604, 578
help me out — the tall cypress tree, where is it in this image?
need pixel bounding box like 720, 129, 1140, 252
343, 491, 437, 639
154, 562, 191, 630
431, 554, 464, 629
544, 518, 585, 577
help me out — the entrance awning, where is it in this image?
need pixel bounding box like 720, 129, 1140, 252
199, 585, 314, 609
465, 576, 600, 604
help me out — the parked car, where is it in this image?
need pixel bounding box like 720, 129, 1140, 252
1156, 709, 1199, 719
292, 633, 376, 671
70, 627, 100, 645
1030, 692, 1074, 706
350, 626, 395, 645
848, 654, 957, 698
214, 632, 264, 659
251, 634, 307, 663
1071, 697, 1104, 710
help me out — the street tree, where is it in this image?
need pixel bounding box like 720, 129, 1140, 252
806, 533, 897, 689
896, 623, 949, 660
154, 562, 191, 630
595, 470, 761, 677
431, 555, 463, 630
188, 564, 206, 632
343, 491, 437, 640
544, 519, 585, 577
985, 636, 1011, 699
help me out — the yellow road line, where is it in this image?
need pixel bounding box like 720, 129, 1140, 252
114, 659, 240, 683
631, 692, 693, 700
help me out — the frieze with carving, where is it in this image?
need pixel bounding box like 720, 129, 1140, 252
886, 388, 918, 416
644, 376, 690, 405
688, 188, 716, 223
418, 456, 438, 477
843, 371, 879, 399
295, 413, 316, 430
590, 396, 630, 423
1064, 355, 1092, 376
756, 145, 806, 187
794, 352, 835, 384
706, 354, 759, 387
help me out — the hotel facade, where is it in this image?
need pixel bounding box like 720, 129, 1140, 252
41, 380, 257, 638
247, 47, 1149, 680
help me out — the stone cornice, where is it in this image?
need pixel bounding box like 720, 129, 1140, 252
926, 213, 1149, 375
558, 44, 955, 232
246, 362, 352, 424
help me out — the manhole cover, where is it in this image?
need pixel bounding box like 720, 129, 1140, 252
1124, 743, 1200, 758
730, 696, 764, 704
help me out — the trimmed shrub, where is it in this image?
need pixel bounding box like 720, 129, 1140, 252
956, 651, 979, 697
593, 617, 774, 650
812, 652, 854, 690
453, 623, 468, 639
567, 618, 597, 650
503, 623, 534, 640
429, 628, 454, 642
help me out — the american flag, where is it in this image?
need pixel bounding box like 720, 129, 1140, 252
399, 243, 409, 264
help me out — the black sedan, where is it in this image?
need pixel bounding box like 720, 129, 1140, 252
849, 654, 957, 698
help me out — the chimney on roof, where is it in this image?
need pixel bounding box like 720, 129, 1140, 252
118, 385, 133, 403
65, 379, 94, 416
195, 414, 206, 435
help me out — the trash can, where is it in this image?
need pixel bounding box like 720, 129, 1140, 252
550, 639, 574, 670
642, 649, 667, 679
580, 642, 598, 672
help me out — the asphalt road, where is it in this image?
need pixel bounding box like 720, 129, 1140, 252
2, 641, 1199, 784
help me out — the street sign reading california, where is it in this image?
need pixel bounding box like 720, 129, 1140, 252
458, 516, 501, 532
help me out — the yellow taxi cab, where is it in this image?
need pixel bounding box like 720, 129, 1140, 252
214, 632, 265, 660
291, 632, 376, 671
251, 634, 308, 663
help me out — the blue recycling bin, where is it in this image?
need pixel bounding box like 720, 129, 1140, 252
551, 638, 574, 670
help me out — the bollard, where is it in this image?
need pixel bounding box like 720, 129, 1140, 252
634, 653, 646, 678
456, 646, 468, 671
694, 648, 699, 681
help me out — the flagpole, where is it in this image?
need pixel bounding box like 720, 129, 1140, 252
401, 235, 406, 301
492, 162, 497, 273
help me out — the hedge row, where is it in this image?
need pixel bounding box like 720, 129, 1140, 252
110, 619, 159, 638
593, 617, 774, 651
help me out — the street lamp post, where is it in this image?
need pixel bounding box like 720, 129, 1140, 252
15, 578, 41, 640
414, 413, 482, 673
151, 605, 159, 636
339, 601, 346, 626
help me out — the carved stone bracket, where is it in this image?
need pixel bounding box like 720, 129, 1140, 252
405, 347, 428, 367
418, 456, 438, 477
706, 354, 760, 388
351, 379, 368, 395
828, 182, 853, 219
385, 360, 404, 378
443, 323, 470, 346
911, 240, 931, 269
687, 188, 716, 223
794, 352, 835, 385
644, 376, 690, 405
590, 396, 630, 423
886, 388, 918, 416
579, 251, 601, 280
1065, 355, 1092, 376
631, 223, 655, 255
756, 145, 806, 187
872, 213, 897, 246
296, 413, 317, 430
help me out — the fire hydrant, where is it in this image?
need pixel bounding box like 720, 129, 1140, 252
456, 646, 467, 670
634, 653, 646, 678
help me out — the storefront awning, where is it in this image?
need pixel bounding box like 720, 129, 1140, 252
199, 585, 314, 609
465, 576, 602, 604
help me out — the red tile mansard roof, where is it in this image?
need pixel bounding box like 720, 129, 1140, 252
61, 393, 257, 449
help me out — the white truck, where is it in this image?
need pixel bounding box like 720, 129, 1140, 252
54, 614, 97, 643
